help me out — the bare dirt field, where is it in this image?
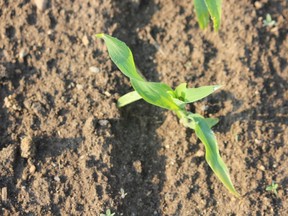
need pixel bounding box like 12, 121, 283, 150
0, 0, 287, 215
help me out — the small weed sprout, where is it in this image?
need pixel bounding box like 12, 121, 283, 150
263, 14, 276, 27
96, 34, 239, 197
119, 188, 127, 199
266, 181, 278, 196
100, 209, 115, 216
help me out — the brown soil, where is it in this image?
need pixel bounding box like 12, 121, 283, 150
0, 0, 287, 215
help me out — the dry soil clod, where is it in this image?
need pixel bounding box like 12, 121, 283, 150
0, 64, 8, 79
1, 187, 8, 202
20, 136, 36, 159
4, 95, 22, 112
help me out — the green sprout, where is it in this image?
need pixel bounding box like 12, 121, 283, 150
96, 34, 239, 197
266, 181, 278, 196
194, 0, 222, 31
100, 209, 115, 216
119, 188, 127, 199
263, 14, 276, 27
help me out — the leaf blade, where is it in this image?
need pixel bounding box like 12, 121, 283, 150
204, 0, 222, 31
205, 117, 219, 128
188, 114, 239, 197
117, 91, 142, 108
96, 33, 144, 81
184, 85, 222, 103
194, 0, 210, 29
131, 79, 180, 111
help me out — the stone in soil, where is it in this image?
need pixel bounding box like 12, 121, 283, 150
34, 0, 48, 11
20, 137, 36, 159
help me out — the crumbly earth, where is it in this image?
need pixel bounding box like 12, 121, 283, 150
0, 0, 287, 215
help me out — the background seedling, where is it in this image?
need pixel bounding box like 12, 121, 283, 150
100, 209, 115, 216
194, 0, 222, 31
119, 188, 127, 199
96, 34, 239, 197
263, 14, 276, 27
266, 181, 278, 196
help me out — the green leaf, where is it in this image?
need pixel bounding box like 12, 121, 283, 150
174, 83, 187, 100
188, 114, 239, 197
266, 14, 272, 22
194, 0, 210, 29
117, 91, 142, 108
205, 117, 219, 128
205, 0, 222, 31
185, 85, 222, 103
175, 85, 222, 103
131, 79, 180, 111
171, 98, 187, 109
96, 33, 144, 81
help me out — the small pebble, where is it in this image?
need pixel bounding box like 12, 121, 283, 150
1, 187, 7, 201
258, 164, 265, 171
54, 176, 61, 182
82, 35, 89, 46
254, 1, 263, 9
76, 84, 83, 90
195, 149, 205, 157
29, 164, 36, 174
68, 82, 75, 89
104, 91, 111, 97
146, 191, 152, 196
20, 136, 36, 158
19, 48, 29, 60
47, 30, 53, 35
22, 172, 28, 180
89, 66, 100, 73
133, 160, 142, 173
34, 0, 48, 11
99, 119, 109, 126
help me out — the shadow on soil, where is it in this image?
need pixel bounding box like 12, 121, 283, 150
103, 0, 168, 214
109, 105, 166, 215
0, 59, 40, 213
0, 61, 37, 150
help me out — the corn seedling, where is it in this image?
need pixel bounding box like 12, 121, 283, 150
266, 181, 278, 196
194, 0, 222, 31
119, 188, 127, 199
263, 14, 276, 27
100, 209, 115, 216
96, 34, 239, 197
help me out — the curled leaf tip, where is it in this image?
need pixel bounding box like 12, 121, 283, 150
96, 33, 104, 38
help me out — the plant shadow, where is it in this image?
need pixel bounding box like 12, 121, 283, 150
103, 0, 168, 214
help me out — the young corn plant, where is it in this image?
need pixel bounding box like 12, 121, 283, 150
96, 34, 239, 197
194, 0, 222, 31
266, 181, 278, 197
100, 209, 115, 216
263, 14, 276, 27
